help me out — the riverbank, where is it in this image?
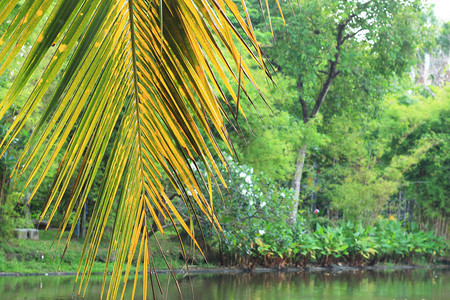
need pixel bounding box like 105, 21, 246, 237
2, 261, 449, 277
1, 229, 448, 276
0, 229, 207, 275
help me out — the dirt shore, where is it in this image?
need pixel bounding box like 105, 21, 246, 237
1, 263, 449, 277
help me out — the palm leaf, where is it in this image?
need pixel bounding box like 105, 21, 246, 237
0, 0, 268, 298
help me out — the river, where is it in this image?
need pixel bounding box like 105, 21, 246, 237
0, 268, 448, 299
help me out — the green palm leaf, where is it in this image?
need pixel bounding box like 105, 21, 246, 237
0, 0, 268, 298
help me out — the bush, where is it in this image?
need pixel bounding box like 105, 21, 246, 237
210, 212, 447, 268
0, 192, 31, 238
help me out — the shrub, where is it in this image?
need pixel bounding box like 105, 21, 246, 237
0, 192, 31, 238
210, 213, 447, 268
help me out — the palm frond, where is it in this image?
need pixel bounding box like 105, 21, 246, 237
0, 0, 267, 298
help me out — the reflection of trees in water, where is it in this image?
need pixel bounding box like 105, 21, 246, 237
205, 269, 445, 299
180, 269, 448, 298
10, 270, 433, 299
0, 269, 448, 299
1, 276, 75, 298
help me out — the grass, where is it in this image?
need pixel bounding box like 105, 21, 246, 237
0, 228, 209, 274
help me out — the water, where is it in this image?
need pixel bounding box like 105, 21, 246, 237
0, 268, 448, 299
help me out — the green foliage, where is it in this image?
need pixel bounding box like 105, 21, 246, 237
209, 83, 449, 267
0, 192, 32, 238
340, 221, 377, 265
316, 116, 400, 224
213, 215, 447, 268
0, 229, 113, 274
312, 224, 348, 266
307, 216, 333, 232
225, 64, 326, 182
372, 217, 446, 264
258, 0, 430, 116
225, 0, 432, 189
375, 85, 449, 227
438, 22, 450, 53
225, 1, 436, 229
305, 84, 449, 228
329, 162, 398, 224
0, 192, 20, 238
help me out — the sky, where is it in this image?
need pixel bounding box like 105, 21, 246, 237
428, 0, 450, 22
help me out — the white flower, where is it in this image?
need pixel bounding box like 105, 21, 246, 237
242, 189, 247, 195
280, 192, 285, 198
249, 200, 254, 206
245, 175, 252, 184
260, 201, 266, 208
187, 190, 193, 196
250, 168, 254, 174
239, 172, 246, 178
259, 230, 265, 235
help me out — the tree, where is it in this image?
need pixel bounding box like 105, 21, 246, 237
0, 0, 267, 298
313, 83, 449, 230
255, 0, 430, 222
317, 115, 401, 225
376, 85, 450, 237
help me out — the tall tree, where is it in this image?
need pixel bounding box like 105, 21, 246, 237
0, 0, 268, 298
257, 0, 429, 222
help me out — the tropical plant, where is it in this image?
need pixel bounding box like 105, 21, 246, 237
211, 212, 447, 268
0, 0, 270, 298
340, 221, 377, 266
312, 224, 348, 267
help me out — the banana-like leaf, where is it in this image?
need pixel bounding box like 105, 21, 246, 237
0, 0, 269, 298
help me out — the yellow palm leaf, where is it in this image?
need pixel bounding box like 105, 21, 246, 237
0, 0, 269, 299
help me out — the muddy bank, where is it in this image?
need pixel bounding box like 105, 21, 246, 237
1, 263, 449, 277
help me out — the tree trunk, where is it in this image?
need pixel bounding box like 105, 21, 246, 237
288, 17, 355, 224
290, 144, 307, 224
0, 162, 9, 206
81, 200, 87, 238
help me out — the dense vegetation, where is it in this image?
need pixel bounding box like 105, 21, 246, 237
0, 0, 448, 296
181, 154, 447, 269
217, 218, 446, 268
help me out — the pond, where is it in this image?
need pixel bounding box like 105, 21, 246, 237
1, 268, 448, 299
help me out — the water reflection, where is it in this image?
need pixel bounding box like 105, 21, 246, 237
0, 268, 448, 299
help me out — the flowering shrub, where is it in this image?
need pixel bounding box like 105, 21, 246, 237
186, 157, 296, 266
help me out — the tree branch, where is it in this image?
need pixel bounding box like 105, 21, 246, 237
297, 74, 309, 123
342, 28, 365, 44
309, 10, 360, 118
299, 97, 309, 124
